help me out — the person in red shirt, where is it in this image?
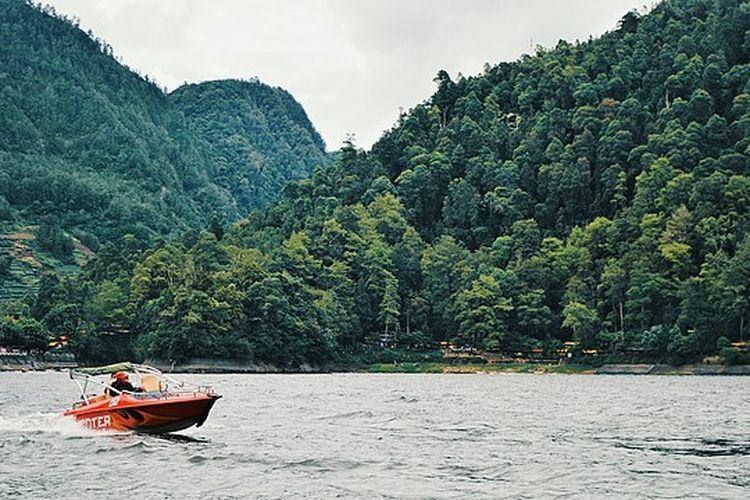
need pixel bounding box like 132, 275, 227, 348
106, 371, 143, 396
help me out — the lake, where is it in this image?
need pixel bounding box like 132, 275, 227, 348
1, 372, 748, 499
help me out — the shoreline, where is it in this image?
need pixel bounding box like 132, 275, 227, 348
2, 355, 750, 375
366, 362, 750, 375
0, 353, 77, 372
365, 362, 595, 375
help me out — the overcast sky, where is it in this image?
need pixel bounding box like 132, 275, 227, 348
47, 0, 649, 150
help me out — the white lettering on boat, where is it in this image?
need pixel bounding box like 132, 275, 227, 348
82, 414, 111, 430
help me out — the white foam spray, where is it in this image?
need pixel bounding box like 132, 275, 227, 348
0, 412, 101, 437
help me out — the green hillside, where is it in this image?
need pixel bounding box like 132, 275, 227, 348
6, 0, 750, 367
170, 79, 328, 210
0, 0, 326, 242
0, 0, 327, 302
0, 228, 88, 304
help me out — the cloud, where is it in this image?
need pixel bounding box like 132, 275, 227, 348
47, 0, 648, 149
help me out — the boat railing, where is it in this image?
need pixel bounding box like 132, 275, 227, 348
69, 363, 215, 405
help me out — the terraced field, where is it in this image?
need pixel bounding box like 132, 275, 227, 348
0, 227, 91, 307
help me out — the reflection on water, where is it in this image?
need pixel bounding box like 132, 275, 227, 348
1, 372, 749, 499
152, 433, 210, 444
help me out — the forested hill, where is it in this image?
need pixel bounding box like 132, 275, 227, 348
0, 0, 327, 249
8, 0, 750, 367
170, 80, 328, 210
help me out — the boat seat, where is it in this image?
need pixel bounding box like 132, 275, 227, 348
140, 373, 162, 392
88, 394, 108, 404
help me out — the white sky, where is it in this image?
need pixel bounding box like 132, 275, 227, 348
46, 0, 650, 150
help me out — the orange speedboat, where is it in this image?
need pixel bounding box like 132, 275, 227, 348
63, 363, 221, 434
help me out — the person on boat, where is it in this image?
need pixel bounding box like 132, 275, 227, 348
106, 371, 143, 396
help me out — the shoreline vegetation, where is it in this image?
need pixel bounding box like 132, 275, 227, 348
2, 353, 749, 375
366, 361, 750, 375
366, 362, 595, 375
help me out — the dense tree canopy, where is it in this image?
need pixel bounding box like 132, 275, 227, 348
0, 0, 327, 247
171, 80, 329, 211
8, 0, 750, 367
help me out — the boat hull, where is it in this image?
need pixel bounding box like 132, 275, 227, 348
64, 392, 220, 434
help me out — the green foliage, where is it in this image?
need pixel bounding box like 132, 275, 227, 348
0, 318, 22, 347
15, 317, 49, 353
14, 0, 750, 366
455, 274, 514, 350
0, 237, 11, 280
209, 215, 225, 242
0, 0, 327, 250
562, 302, 600, 350
0, 315, 49, 353
716, 335, 750, 365
36, 223, 74, 262
170, 80, 329, 210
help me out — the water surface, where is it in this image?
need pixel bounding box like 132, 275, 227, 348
1, 372, 748, 498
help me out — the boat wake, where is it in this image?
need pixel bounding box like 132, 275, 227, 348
0, 412, 104, 438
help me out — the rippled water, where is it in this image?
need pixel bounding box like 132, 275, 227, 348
1, 372, 749, 499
